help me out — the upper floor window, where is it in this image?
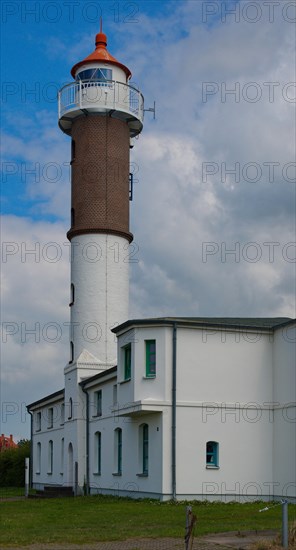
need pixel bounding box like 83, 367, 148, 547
76, 68, 112, 86
145, 340, 156, 378
113, 384, 118, 406
124, 344, 131, 380
35, 411, 41, 432
48, 407, 53, 429
94, 390, 102, 417
60, 403, 65, 425
206, 441, 219, 468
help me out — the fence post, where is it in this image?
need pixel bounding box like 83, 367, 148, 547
25, 457, 29, 497
185, 506, 196, 550
282, 500, 288, 548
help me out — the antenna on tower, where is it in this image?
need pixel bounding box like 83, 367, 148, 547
144, 100, 156, 120
100, 16, 103, 33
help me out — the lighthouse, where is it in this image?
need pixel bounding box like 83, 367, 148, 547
58, 24, 144, 372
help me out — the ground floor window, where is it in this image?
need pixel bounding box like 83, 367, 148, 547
94, 431, 101, 474
48, 440, 53, 474
206, 441, 219, 467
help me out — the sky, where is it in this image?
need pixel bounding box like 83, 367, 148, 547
1, 0, 295, 441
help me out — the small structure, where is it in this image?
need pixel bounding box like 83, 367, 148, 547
0, 434, 17, 451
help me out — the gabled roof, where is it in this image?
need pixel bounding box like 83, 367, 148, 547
112, 317, 295, 333
80, 366, 117, 388
27, 389, 64, 410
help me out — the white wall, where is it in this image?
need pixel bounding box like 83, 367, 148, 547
70, 234, 129, 366
273, 324, 296, 500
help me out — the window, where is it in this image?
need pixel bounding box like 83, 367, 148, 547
124, 344, 131, 380
48, 440, 53, 474
114, 428, 122, 475
70, 341, 74, 363
60, 438, 64, 474
70, 284, 75, 306
71, 208, 75, 227
60, 403, 65, 425
36, 411, 41, 432
206, 441, 219, 468
48, 407, 53, 429
94, 431, 101, 474
71, 140, 76, 163
113, 384, 118, 406
94, 390, 102, 417
76, 68, 112, 85
36, 442, 41, 473
68, 398, 73, 420
145, 340, 156, 378
142, 424, 149, 475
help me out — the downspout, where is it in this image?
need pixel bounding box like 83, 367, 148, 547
172, 322, 177, 500
27, 408, 33, 491
81, 385, 90, 495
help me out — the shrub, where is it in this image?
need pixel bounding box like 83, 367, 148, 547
0, 440, 30, 487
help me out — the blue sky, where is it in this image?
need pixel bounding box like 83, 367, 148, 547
1, 0, 295, 440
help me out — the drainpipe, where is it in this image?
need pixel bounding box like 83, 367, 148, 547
81, 385, 90, 495
27, 408, 33, 491
172, 322, 177, 500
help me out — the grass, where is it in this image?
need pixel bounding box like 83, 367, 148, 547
0, 496, 295, 547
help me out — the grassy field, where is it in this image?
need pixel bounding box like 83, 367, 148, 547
0, 496, 295, 547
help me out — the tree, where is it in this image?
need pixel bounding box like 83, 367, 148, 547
0, 439, 30, 487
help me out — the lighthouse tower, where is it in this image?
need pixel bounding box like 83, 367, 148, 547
58, 26, 143, 489
58, 25, 144, 371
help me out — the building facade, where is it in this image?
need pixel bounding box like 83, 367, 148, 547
28, 317, 296, 501
27, 28, 296, 501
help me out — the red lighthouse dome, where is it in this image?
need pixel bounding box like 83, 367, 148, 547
71, 21, 132, 80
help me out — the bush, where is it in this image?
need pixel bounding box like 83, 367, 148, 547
0, 440, 30, 487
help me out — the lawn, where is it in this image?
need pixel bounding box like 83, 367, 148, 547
0, 496, 295, 547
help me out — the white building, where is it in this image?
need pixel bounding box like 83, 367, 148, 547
27, 27, 296, 502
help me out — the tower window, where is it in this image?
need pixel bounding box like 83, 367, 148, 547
69, 283, 75, 306
71, 140, 76, 163
70, 341, 74, 363
68, 398, 73, 420
206, 441, 219, 468
71, 208, 75, 227
76, 68, 112, 86
145, 340, 156, 378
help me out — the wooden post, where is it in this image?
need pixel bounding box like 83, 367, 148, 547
185, 506, 197, 550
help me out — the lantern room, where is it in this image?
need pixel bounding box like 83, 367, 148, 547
58, 24, 144, 137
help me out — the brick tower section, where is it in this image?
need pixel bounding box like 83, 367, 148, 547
68, 116, 133, 243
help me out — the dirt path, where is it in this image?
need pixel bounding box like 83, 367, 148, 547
3, 530, 278, 550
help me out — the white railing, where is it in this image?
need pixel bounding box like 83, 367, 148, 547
58, 80, 144, 124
